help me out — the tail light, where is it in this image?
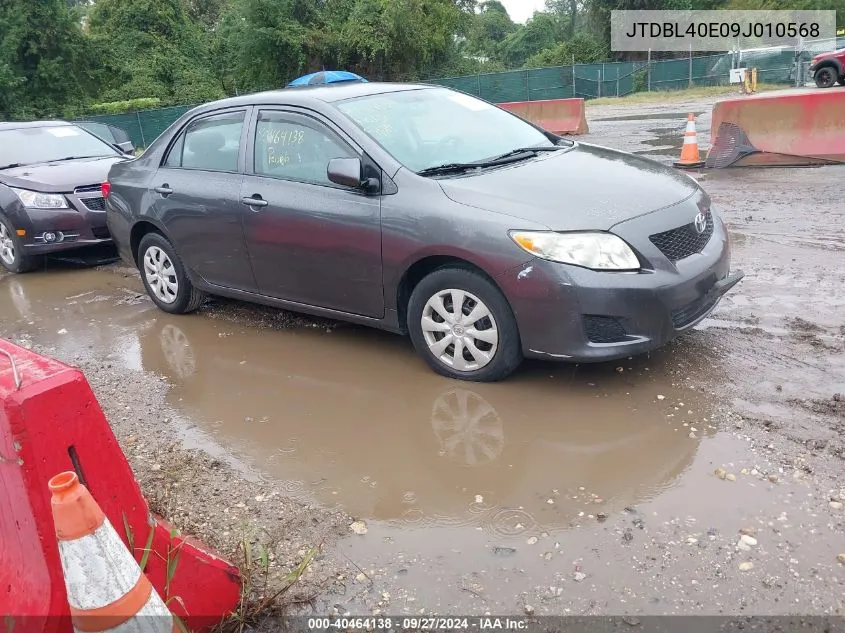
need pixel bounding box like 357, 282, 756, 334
101, 182, 111, 199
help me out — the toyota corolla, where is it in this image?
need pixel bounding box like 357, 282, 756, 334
105, 82, 744, 382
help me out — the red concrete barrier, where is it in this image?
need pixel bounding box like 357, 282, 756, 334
0, 340, 240, 632
707, 89, 845, 168
498, 98, 589, 135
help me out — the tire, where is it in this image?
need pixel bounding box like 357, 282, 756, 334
0, 215, 42, 273
407, 267, 522, 382
814, 66, 837, 88
838, 77, 845, 86
137, 232, 206, 314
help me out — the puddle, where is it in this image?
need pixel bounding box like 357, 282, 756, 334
2, 242, 843, 613
1, 266, 717, 533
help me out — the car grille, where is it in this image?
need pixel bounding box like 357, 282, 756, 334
81, 196, 106, 211
74, 184, 103, 194
583, 315, 628, 343
91, 226, 111, 240
671, 295, 720, 329
650, 213, 714, 262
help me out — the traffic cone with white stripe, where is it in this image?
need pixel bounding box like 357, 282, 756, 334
673, 113, 705, 169
49, 471, 176, 633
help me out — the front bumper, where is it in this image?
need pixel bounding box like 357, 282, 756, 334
497, 211, 743, 363
17, 199, 111, 256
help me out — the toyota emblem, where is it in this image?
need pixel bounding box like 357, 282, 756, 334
694, 211, 708, 235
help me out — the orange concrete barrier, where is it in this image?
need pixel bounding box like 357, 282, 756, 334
706, 89, 845, 168
498, 98, 589, 135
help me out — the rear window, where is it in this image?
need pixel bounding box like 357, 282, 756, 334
163, 111, 245, 172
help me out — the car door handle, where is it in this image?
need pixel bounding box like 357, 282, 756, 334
241, 196, 268, 209
154, 184, 173, 195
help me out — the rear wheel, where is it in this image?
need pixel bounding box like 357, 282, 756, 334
814, 66, 838, 88
137, 232, 206, 314
0, 216, 42, 274
407, 267, 522, 382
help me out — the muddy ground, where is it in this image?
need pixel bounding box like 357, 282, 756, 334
1, 90, 844, 624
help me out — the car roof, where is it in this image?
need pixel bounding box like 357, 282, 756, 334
0, 120, 73, 131
192, 81, 441, 113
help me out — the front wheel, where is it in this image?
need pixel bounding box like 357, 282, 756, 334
814, 67, 837, 88
0, 216, 42, 273
137, 232, 206, 314
407, 267, 523, 382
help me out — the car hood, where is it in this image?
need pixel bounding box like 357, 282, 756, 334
0, 156, 125, 193
438, 143, 701, 231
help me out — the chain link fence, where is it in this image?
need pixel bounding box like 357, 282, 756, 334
84, 37, 845, 149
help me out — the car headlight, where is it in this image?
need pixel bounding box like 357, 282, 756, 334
10, 187, 69, 209
510, 230, 640, 271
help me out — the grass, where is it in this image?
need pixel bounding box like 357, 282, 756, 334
214, 534, 321, 633
587, 83, 785, 106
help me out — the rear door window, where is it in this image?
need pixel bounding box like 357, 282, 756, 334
165, 111, 245, 172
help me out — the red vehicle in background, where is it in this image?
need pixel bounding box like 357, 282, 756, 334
810, 48, 845, 88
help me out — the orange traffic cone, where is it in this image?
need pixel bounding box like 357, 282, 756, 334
48, 471, 176, 633
674, 113, 705, 169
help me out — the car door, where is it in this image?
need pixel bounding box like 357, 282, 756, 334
240, 108, 383, 318
151, 108, 258, 292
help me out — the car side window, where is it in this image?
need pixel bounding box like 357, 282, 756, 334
253, 111, 355, 186
165, 111, 245, 172
164, 133, 184, 168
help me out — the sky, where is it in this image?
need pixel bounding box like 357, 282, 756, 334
498, 0, 547, 24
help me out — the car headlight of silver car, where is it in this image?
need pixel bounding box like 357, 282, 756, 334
509, 230, 640, 271
10, 187, 69, 209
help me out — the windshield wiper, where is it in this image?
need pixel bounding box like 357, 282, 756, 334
417, 146, 565, 178
50, 155, 113, 162
417, 162, 482, 177
0, 162, 26, 170
483, 146, 563, 162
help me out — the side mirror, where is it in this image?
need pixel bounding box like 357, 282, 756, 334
327, 157, 379, 193
117, 140, 136, 155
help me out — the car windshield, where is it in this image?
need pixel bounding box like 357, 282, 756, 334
335, 87, 558, 173
0, 125, 119, 168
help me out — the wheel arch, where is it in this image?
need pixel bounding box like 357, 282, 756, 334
395, 254, 509, 334
816, 59, 843, 76
129, 218, 171, 266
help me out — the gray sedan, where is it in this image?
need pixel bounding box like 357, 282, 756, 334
105, 82, 744, 382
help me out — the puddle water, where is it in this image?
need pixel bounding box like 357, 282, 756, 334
3, 262, 843, 612
1, 266, 718, 534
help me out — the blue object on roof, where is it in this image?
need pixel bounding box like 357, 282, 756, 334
287, 71, 368, 88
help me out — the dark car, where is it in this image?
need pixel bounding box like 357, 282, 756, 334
0, 120, 135, 273
105, 82, 744, 382
74, 120, 137, 154
809, 48, 845, 88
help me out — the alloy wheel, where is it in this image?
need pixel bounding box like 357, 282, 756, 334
420, 288, 499, 372
143, 245, 179, 304
0, 222, 16, 266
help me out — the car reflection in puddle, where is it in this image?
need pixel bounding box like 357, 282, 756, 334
140, 314, 712, 537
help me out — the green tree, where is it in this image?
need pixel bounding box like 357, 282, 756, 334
525, 34, 608, 66
497, 11, 561, 67
87, 0, 224, 105
464, 1, 518, 58
0, 0, 92, 119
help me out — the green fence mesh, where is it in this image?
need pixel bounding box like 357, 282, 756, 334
82, 104, 196, 150
86, 43, 841, 149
